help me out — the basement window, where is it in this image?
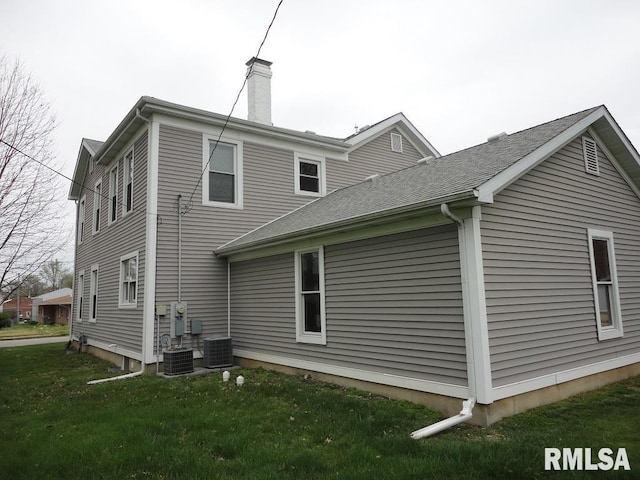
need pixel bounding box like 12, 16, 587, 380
582, 137, 599, 176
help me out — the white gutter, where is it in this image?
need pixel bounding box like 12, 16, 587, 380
410, 203, 476, 439
410, 398, 475, 439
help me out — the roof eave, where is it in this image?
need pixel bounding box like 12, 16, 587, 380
216, 190, 477, 257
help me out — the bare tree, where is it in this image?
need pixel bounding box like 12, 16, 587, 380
39, 259, 70, 292
0, 54, 68, 302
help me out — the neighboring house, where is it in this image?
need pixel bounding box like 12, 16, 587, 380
31, 288, 73, 325
1, 297, 33, 323
68, 58, 439, 371
216, 105, 640, 425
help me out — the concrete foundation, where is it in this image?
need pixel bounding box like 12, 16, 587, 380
237, 356, 640, 427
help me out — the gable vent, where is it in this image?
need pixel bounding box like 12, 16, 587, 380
582, 136, 599, 176
390, 133, 403, 153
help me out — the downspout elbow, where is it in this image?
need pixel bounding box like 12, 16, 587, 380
441, 203, 463, 226
411, 398, 475, 440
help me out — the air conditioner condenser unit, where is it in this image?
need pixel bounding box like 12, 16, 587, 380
203, 336, 233, 369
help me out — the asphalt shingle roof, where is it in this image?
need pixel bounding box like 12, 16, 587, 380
217, 106, 601, 254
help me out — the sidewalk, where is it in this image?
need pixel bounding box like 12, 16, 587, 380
0, 336, 68, 348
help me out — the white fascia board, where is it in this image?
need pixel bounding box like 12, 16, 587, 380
346, 113, 441, 158
476, 107, 607, 203
600, 108, 640, 169
589, 127, 640, 200
153, 113, 349, 161
69, 144, 91, 200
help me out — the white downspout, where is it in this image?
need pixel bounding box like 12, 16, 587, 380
410, 203, 477, 439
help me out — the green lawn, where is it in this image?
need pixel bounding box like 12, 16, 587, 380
0, 343, 637, 479
0, 323, 69, 339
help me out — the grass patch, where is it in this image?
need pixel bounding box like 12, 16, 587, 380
0, 344, 638, 479
0, 323, 69, 339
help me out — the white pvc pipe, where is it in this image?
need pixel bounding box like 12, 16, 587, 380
411, 398, 475, 440
87, 370, 143, 385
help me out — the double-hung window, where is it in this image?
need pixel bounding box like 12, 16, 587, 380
109, 165, 118, 224
295, 247, 326, 344
90, 265, 99, 323
119, 252, 138, 308
93, 179, 102, 234
78, 196, 86, 244
124, 149, 134, 215
76, 271, 84, 322
294, 153, 326, 197
587, 229, 623, 340
203, 136, 243, 208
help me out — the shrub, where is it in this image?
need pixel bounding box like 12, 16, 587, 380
0, 313, 11, 329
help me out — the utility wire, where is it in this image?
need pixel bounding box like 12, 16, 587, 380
0, 137, 157, 219
185, 0, 284, 209
2, 0, 284, 219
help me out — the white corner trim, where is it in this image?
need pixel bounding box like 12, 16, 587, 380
143, 119, 160, 364
458, 206, 493, 404
476, 107, 606, 203
234, 349, 469, 399
492, 352, 640, 401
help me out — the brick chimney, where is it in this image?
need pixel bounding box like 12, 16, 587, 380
246, 57, 273, 125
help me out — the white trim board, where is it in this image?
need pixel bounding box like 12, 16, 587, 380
492, 352, 640, 401
234, 349, 469, 399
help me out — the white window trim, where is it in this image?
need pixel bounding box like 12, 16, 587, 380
294, 152, 326, 197
294, 246, 327, 345
77, 195, 86, 245
108, 164, 118, 225
93, 178, 102, 235
89, 264, 99, 323
587, 229, 623, 340
123, 148, 134, 217
202, 135, 244, 209
119, 251, 139, 309
76, 270, 84, 323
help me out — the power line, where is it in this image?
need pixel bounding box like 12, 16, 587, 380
185, 0, 284, 209
0, 138, 157, 219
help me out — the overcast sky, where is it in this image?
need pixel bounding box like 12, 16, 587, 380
2, 0, 640, 261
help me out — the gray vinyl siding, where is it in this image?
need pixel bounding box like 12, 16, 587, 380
482, 135, 640, 387
72, 131, 148, 354
155, 124, 430, 341
328, 128, 426, 190
230, 226, 467, 386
